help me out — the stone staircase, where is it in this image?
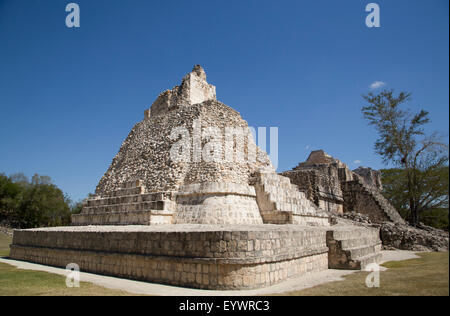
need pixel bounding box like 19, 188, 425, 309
252, 172, 330, 226
345, 177, 406, 224
357, 178, 406, 224
326, 225, 382, 270
71, 180, 176, 225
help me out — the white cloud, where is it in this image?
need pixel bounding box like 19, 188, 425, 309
353, 160, 362, 164
369, 81, 386, 90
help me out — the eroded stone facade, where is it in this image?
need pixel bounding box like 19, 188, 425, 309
281, 150, 405, 225
10, 225, 329, 290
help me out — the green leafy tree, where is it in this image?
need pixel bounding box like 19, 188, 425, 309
0, 173, 72, 228
0, 174, 23, 225
18, 180, 71, 228
381, 167, 449, 229
362, 90, 449, 226
9, 173, 29, 185
70, 193, 95, 215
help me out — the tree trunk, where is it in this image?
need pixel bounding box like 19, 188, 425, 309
410, 202, 419, 227
405, 165, 421, 227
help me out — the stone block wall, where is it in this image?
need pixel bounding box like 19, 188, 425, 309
72, 180, 177, 226
173, 182, 263, 225
282, 150, 405, 225
326, 225, 382, 269
71, 210, 173, 226
252, 172, 330, 226
281, 164, 344, 215
341, 181, 391, 223
10, 225, 329, 290
353, 167, 383, 190
341, 179, 406, 224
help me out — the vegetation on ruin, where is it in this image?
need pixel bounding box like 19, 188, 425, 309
362, 90, 449, 227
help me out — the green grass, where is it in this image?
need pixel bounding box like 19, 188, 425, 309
279, 252, 449, 296
0, 232, 11, 257
0, 232, 134, 296
0, 262, 136, 296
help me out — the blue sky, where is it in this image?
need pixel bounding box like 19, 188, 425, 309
0, 0, 448, 202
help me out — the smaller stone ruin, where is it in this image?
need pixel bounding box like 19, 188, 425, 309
281, 150, 406, 224
282, 150, 449, 252
353, 167, 383, 191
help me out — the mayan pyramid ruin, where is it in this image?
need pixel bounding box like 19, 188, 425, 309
10, 66, 389, 290
71, 65, 330, 227
281, 150, 406, 224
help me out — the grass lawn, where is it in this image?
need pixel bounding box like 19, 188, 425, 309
0, 262, 136, 296
0, 232, 11, 257
279, 252, 449, 296
0, 232, 134, 296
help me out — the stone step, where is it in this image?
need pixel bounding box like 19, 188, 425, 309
327, 225, 382, 270
263, 183, 312, 204
260, 210, 292, 225
353, 178, 405, 225
87, 192, 176, 207
72, 210, 174, 226
356, 252, 383, 270
257, 172, 292, 186
83, 200, 175, 214
253, 171, 330, 226
347, 243, 382, 259
293, 214, 331, 226
264, 184, 299, 196
264, 186, 307, 204
274, 201, 317, 216
332, 228, 380, 241
340, 237, 381, 249
104, 186, 146, 197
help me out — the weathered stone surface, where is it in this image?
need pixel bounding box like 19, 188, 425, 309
252, 172, 330, 226
380, 222, 449, 252
331, 212, 449, 252
149, 65, 217, 118
353, 167, 383, 190
282, 150, 405, 225
10, 225, 329, 290
341, 178, 405, 224
95, 66, 273, 196
79, 66, 325, 227
326, 224, 382, 270
174, 182, 263, 225
96, 100, 272, 196
281, 165, 344, 214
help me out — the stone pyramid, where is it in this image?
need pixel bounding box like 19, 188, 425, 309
73, 66, 329, 226
11, 66, 383, 291
95, 65, 273, 195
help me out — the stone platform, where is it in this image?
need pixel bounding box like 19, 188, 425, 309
9, 224, 329, 290
326, 224, 382, 269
